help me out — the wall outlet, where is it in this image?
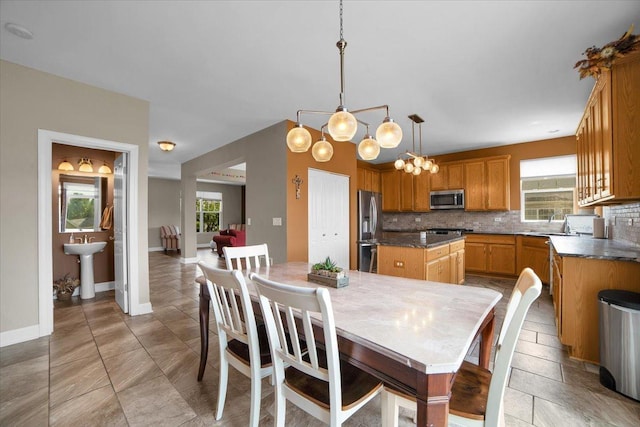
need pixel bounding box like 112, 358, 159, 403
272, 217, 282, 226
247, 218, 251, 226
494, 217, 502, 222
415, 217, 421, 222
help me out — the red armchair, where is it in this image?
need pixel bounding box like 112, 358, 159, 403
212, 228, 246, 257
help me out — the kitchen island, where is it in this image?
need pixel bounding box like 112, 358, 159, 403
376, 234, 465, 284
550, 236, 640, 363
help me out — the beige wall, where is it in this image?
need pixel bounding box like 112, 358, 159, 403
196, 181, 244, 245
0, 60, 150, 334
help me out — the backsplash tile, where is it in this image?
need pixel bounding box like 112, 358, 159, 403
603, 202, 640, 246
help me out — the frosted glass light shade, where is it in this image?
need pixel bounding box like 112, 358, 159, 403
358, 135, 380, 160
78, 158, 93, 172
286, 125, 312, 152
430, 164, 440, 174
403, 162, 414, 173
98, 163, 112, 174
58, 160, 74, 171
376, 119, 402, 148
413, 156, 424, 168
312, 138, 334, 162
412, 166, 422, 175
328, 110, 357, 141
394, 158, 405, 170
422, 159, 433, 171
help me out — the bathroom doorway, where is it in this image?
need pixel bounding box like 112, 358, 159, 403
38, 130, 144, 337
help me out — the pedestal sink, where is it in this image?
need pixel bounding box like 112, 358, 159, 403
63, 242, 107, 299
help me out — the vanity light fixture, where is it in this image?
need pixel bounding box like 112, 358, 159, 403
57, 159, 74, 171
157, 140, 176, 152
394, 114, 439, 176
98, 162, 112, 174
286, 0, 402, 162
78, 158, 94, 173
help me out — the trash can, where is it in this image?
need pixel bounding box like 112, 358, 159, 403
598, 290, 640, 401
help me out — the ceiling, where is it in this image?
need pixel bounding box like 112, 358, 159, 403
1, 1, 639, 180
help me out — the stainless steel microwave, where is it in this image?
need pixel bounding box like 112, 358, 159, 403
430, 189, 465, 210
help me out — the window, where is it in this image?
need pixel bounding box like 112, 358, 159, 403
520, 155, 576, 222
196, 191, 222, 233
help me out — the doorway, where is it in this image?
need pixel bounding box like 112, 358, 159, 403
37, 129, 144, 337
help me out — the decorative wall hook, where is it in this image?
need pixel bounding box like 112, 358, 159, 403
292, 175, 303, 200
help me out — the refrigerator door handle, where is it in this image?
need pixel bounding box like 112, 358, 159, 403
370, 196, 377, 236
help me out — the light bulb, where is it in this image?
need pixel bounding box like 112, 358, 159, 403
422, 159, 433, 170
311, 138, 334, 162
394, 158, 405, 170
430, 163, 440, 174
413, 156, 424, 168
376, 118, 403, 148
328, 110, 357, 141
404, 162, 414, 173
412, 166, 422, 175
357, 135, 380, 160
286, 125, 312, 152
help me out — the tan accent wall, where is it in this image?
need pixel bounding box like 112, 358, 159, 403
286, 122, 358, 270
52, 144, 116, 284
378, 135, 577, 210
0, 60, 149, 333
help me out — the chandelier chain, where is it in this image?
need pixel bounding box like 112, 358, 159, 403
339, 0, 344, 41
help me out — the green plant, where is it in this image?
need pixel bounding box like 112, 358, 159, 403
312, 257, 342, 273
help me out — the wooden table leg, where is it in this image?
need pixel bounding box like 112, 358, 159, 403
415, 372, 452, 427
197, 282, 210, 381
478, 309, 495, 370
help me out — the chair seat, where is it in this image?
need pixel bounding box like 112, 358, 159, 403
227, 323, 273, 367
449, 360, 492, 421
285, 350, 383, 411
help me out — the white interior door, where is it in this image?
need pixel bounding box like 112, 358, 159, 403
308, 169, 350, 270
114, 153, 129, 313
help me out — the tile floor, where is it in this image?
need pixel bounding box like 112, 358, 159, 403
1, 250, 639, 426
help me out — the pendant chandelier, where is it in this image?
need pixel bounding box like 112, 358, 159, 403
394, 114, 439, 175
286, 0, 403, 162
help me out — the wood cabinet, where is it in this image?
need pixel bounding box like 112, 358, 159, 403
413, 170, 431, 211
400, 172, 414, 211
516, 236, 550, 284
357, 165, 381, 193
551, 246, 640, 363
464, 234, 516, 276
381, 169, 430, 212
377, 239, 465, 284
464, 156, 510, 211
576, 51, 640, 206
430, 162, 464, 191
381, 170, 401, 211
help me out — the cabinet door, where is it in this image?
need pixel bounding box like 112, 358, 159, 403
400, 172, 414, 211
448, 163, 464, 189
357, 168, 366, 191
465, 243, 486, 272
381, 170, 401, 211
413, 171, 430, 211
371, 170, 381, 193
488, 244, 516, 275
455, 249, 465, 284
425, 258, 440, 281
440, 257, 451, 283
464, 161, 485, 210
486, 157, 509, 210
430, 164, 448, 190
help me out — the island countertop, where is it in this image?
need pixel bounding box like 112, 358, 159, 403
370, 234, 464, 249
549, 235, 640, 263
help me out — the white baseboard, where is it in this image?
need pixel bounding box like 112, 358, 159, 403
180, 257, 199, 264
148, 246, 164, 252
197, 243, 211, 248
131, 302, 153, 316
0, 324, 41, 348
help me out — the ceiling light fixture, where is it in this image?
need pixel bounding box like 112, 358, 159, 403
4, 23, 34, 40
78, 158, 94, 173
58, 159, 74, 171
157, 141, 176, 152
394, 114, 439, 175
286, 0, 402, 162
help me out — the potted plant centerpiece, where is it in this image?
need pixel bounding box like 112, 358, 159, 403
53, 273, 80, 300
308, 257, 348, 288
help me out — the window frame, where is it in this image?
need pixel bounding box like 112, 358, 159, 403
196, 193, 222, 233
520, 185, 576, 223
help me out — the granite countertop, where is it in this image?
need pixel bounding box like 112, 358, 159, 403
550, 236, 640, 263
373, 234, 464, 249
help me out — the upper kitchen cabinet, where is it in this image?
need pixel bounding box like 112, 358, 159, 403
576, 50, 640, 206
357, 164, 381, 193
464, 155, 510, 211
430, 162, 464, 190
381, 169, 430, 212
381, 170, 401, 211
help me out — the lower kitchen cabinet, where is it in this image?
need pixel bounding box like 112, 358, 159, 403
552, 247, 640, 363
377, 239, 464, 284
465, 234, 516, 276
516, 236, 550, 284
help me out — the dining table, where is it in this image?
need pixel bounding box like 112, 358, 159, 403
197, 262, 502, 427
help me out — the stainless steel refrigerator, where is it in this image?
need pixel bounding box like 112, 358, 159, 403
357, 190, 382, 272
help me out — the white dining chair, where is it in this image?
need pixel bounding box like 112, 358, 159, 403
224, 243, 271, 270
197, 261, 272, 427
250, 272, 383, 427
381, 267, 542, 427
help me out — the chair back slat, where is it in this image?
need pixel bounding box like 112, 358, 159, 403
224, 244, 271, 271
251, 273, 336, 385
486, 267, 542, 426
